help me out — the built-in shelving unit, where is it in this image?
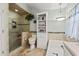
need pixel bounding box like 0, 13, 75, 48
38, 14, 46, 33
37, 12, 48, 49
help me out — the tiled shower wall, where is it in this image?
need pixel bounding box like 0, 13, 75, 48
9, 9, 30, 52
9, 32, 21, 52
9, 10, 21, 52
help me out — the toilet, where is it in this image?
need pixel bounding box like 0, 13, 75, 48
28, 35, 36, 50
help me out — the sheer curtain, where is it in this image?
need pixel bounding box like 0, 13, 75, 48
65, 18, 69, 37
69, 16, 74, 37
65, 4, 79, 40
65, 13, 79, 40
73, 13, 79, 40
65, 16, 74, 38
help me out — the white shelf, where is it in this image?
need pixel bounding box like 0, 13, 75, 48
37, 12, 48, 49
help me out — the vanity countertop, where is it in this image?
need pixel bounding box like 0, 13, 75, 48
64, 41, 79, 56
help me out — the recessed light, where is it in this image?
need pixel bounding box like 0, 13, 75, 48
15, 9, 18, 12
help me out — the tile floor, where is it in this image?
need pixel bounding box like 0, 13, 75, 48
10, 32, 73, 56
9, 47, 45, 56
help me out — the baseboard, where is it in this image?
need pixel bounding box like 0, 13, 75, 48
48, 32, 65, 34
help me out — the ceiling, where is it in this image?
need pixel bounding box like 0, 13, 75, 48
9, 3, 29, 15
27, 3, 68, 10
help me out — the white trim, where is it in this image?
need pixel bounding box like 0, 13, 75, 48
37, 12, 48, 49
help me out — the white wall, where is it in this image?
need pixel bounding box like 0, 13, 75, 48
0, 3, 9, 56
27, 6, 38, 32
46, 9, 66, 32
28, 5, 66, 32
48, 20, 66, 32
30, 19, 37, 31
46, 4, 76, 32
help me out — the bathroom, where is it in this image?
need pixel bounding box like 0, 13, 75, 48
0, 3, 79, 56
